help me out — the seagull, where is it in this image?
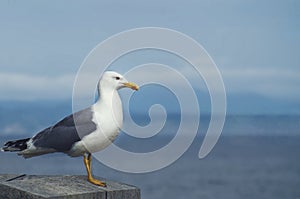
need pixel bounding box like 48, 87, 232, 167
1, 71, 139, 187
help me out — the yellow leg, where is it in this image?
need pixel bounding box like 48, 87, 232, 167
83, 153, 106, 187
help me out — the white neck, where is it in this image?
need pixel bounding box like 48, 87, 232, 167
94, 85, 123, 129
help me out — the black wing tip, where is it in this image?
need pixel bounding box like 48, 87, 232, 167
2, 138, 30, 152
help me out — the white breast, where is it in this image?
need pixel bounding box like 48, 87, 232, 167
70, 90, 123, 156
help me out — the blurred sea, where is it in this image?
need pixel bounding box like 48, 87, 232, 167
0, 114, 300, 199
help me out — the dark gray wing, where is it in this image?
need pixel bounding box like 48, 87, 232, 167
32, 107, 97, 152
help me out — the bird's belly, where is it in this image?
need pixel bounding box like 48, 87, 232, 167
79, 107, 122, 154
81, 127, 120, 153
69, 99, 123, 156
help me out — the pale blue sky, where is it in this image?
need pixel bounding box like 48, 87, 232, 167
0, 0, 299, 114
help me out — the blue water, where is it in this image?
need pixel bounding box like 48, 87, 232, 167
0, 115, 300, 198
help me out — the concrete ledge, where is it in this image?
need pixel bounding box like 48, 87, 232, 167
0, 174, 140, 199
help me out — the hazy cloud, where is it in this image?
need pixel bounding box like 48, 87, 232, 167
0, 67, 298, 102
0, 73, 75, 100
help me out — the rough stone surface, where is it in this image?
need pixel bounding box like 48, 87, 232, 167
0, 174, 140, 199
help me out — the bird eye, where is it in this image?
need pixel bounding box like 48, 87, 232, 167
115, 76, 120, 80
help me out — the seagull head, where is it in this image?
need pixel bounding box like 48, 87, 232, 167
99, 71, 139, 91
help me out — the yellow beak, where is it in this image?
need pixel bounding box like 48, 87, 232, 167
123, 82, 139, 91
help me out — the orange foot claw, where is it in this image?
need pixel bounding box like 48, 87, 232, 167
88, 177, 107, 187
